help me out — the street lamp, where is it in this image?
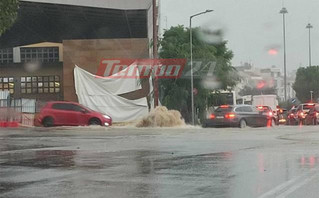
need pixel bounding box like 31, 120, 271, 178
306, 23, 313, 67
190, 9, 213, 125
280, 7, 288, 102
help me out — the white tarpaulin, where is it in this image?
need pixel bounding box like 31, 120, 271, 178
74, 66, 149, 122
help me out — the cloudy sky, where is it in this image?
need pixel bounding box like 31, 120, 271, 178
160, 0, 319, 71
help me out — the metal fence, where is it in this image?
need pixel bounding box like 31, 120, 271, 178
0, 98, 38, 125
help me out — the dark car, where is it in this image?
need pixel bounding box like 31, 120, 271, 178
296, 103, 318, 125
202, 105, 272, 128
304, 104, 319, 125
276, 107, 288, 125
287, 107, 298, 125
256, 105, 277, 125
34, 101, 112, 127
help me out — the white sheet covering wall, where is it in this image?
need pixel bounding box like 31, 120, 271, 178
74, 66, 149, 122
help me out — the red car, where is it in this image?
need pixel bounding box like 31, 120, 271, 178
34, 101, 112, 127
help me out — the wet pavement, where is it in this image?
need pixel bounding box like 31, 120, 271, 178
1, 126, 319, 198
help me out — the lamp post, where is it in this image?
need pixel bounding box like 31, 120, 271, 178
190, 9, 213, 125
310, 91, 313, 102
280, 7, 288, 102
306, 23, 313, 67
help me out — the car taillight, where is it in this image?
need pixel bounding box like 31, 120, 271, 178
299, 112, 305, 118
210, 114, 216, 119
225, 113, 236, 119
220, 105, 229, 108
268, 111, 273, 116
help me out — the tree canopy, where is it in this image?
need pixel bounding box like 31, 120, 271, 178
293, 66, 319, 102
159, 25, 238, 123
0, 0, 19, 36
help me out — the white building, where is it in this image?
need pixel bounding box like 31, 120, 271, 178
235, 63, 296, 102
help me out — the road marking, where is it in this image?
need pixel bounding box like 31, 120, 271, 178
257, 169, 318, 198
276, 172, 318, 198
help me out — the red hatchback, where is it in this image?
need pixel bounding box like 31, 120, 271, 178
34, 101, 112, 127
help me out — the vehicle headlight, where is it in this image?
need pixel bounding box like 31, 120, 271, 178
103, 115, 111, 119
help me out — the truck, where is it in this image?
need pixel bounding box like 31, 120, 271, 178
252, 95, 278, 111
236, 95, 252, 105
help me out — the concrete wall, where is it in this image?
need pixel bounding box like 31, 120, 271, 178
63, 38, 150, 102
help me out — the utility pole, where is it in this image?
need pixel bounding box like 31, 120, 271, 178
306, 23, 313, 67
153, 0, 159, 107
280, 7, 288, 102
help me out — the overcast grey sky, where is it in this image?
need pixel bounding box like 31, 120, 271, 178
160, 0, 319, 71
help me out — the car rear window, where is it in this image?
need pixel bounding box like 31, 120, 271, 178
215, 107, 233, 113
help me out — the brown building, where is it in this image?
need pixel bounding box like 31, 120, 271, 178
0, 0, 155, 103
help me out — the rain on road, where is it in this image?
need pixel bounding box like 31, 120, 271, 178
1, 126, 319, 198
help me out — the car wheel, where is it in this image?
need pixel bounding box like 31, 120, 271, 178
239, 119, 247, 128
43, 117, 54, 127
202, 122, 207, 128
89, 118, 102, 126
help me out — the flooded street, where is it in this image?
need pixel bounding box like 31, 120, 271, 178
1, 126, 319, 198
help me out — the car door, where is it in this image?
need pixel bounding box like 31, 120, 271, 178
237, 106, 254, 125
252, 107, 268, 126
69, 104, 91, 125
50, 103, 73, 126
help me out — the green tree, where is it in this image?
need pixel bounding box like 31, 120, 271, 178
293, 66, 319, 102
159, 25, 238, 123
0, 0, 19, 36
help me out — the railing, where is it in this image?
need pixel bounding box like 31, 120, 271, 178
0, 98, 37, 125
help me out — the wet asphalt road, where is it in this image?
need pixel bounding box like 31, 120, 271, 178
1, 126, 319, 198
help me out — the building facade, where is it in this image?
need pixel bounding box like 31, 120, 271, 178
235, 63, 296, 102
0, 0, 155, 103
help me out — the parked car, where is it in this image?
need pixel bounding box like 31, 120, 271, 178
202, 105, 273, 128
296, 103, 318, 125
34, 101, 112, 127
304, 104, 319, 125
